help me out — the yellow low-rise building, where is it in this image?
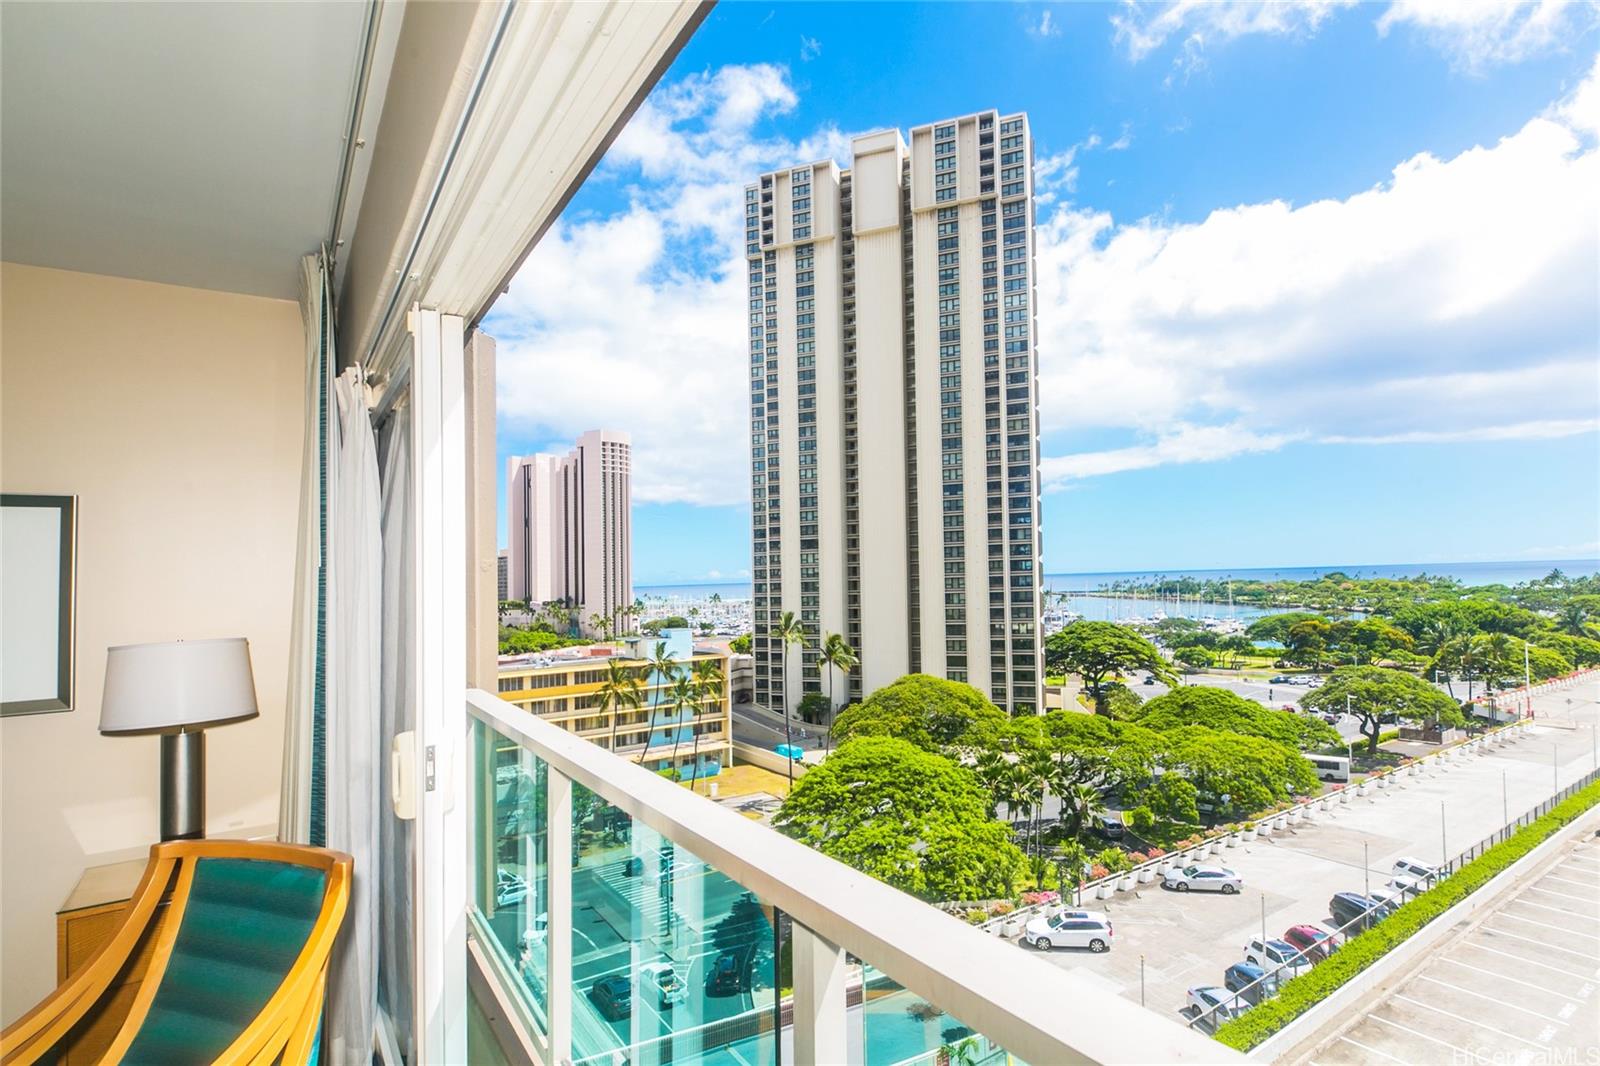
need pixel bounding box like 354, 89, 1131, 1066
495, 630, 731, 780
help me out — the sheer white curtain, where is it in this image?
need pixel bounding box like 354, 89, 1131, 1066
376, 390, 417, 1061
280, 252, 332, 843
327, 366, 382, 1061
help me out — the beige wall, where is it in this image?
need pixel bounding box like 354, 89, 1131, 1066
0, 263, 302, 1024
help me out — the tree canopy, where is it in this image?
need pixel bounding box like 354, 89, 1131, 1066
1158, 726, 1321, 816
830, 674, 1009, 753
728, 633, 752, 654
1132, 685, 1340, 751
1302, 666, 1464, 754
775, 737, 1023, 901
1245, 612, 1325, 644
1045, 622, 1174, 716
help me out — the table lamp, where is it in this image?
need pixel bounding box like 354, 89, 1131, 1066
100, 637, 259, 841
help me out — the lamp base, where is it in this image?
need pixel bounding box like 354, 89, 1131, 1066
160, 731, 205, 841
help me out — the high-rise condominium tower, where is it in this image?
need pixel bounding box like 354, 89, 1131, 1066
506, 429, 633, 633
746, 111, 1043, 717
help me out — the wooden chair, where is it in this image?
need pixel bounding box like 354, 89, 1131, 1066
1, 840, 351, 1065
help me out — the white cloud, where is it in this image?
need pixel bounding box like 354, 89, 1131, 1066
1042, 424, 1301, 483
489, 64, 854, 506
1029, 9, 1063, 39
1113, 0, 1599, 77
1377, 0, 1600, 72
492, 54, 1600, 505
1035, 53, 1600, 485
1111, 0, 1355, 63
800, 35, 822, 62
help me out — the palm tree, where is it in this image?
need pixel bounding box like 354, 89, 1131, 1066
1022, 746, 1054, 858
598, 657, 645, 758
1060, 782, 1107, 843
974, 749, 1015, 820
775, 610, 808, 785
816, 632, 858, 753
1558, 602, 1592, 638
689, 658, 724, 789
640, 641, 679, 767
665, 670, 699, 775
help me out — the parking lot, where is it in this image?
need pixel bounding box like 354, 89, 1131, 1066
1302, 832, 1600, 1065
1013, 679, 1600, 1033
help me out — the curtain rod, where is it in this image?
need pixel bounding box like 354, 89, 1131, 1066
369, 356, 411, 426
358, 0, 517, 373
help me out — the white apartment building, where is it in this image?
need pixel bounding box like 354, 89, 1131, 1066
747, 111, 1044, 717
506, 429, 633, 633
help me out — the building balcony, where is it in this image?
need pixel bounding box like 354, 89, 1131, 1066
468, 690, 1236, 1066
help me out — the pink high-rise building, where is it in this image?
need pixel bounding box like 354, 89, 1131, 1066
505, 430, 632, 634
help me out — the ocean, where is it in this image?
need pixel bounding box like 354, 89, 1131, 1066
636, 558, 1599, 603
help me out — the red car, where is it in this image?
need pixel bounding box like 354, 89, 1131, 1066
1282, 924, 1336, 962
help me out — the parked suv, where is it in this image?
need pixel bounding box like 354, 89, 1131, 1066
1022, 911, 1114, 953
1223, 962, 1276, 1005
1329, 891, 1393, 931
1391, 856, 1441, 892
1243, 937, 1312, 977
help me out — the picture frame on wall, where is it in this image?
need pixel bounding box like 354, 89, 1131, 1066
2, 494, 77, 716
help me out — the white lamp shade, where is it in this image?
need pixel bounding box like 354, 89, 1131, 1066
100, 638, 259, 734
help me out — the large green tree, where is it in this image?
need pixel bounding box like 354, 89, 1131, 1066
1132, 685, 1340, 751
1045, 622, 1175, 717
1159, 726, 1319, 815
1302, 666, 1465, 755
831, 674, 1009, 753
1245, 612, 1326, 645
775, 737, 1024, 900
1346, 619, 1416, 665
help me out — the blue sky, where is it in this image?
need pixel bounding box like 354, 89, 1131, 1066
487, 0, 1600, 584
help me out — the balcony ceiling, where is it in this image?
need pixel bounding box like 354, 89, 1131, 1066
1, 1, 368, 300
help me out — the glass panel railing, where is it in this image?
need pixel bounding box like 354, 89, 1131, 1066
570, 781, 779, 1066
856, 963, 1019, 1066
472, 718, 551, 1033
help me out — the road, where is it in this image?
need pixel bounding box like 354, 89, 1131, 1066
731, 699, 829, 755
1014, 676, 1600, 1030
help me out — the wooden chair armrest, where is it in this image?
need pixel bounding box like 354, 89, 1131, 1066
0, 850, 176, 1065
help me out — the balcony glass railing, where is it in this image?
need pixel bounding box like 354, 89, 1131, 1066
467, 688, 1242, 1066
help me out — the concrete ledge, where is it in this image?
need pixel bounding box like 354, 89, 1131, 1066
1250, 805, 1600, 1063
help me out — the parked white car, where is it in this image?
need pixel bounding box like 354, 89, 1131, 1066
639, 961, 689, 1009
1022, 910, 1114, 953
1390, 856, 1441, 892
1164, 864, 1243, 894
1243, 937, 1313, 977
1186, 986, 1245, 1032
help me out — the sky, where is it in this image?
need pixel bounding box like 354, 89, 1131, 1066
486, 0, 1600, 585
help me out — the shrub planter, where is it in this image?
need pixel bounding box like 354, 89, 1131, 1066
1001, 919, 1023, 939
1274, 814, 1289, 830
1095, 882, 1114, 900
1358, 782, 1372, 797
1243, 826, 1259, 841
1138, 866, 1156, 883
1257, 821, 1272, 838
1227, 833, 1242, 848
1117, 873, 1136, 892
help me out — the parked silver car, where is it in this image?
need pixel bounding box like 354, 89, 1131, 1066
1164, 864, 1243, 894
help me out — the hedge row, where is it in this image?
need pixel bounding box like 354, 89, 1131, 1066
1212, 778, 1600, 1051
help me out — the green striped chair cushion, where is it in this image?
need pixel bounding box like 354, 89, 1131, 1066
122, 858, 327, 1065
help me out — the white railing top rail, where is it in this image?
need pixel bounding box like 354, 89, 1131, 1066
981, 716, 1534, 933
467, 688, 1243, 1065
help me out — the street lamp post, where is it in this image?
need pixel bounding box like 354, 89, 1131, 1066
1440, 802, 1448, 866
